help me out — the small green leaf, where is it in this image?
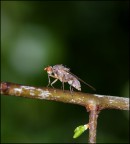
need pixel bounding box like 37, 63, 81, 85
73, 125, 86, 139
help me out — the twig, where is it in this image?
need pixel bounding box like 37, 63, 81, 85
86, 105, 99, 143
1, 81, 129, 110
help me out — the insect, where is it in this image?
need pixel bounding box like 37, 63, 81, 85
44, 64, 96, 92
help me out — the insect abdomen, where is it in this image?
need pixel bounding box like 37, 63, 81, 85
68, 78, 81, 91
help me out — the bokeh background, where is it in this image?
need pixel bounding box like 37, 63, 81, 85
1, 1, 129, 143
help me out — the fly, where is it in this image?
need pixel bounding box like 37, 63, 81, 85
44, 64, 96, 92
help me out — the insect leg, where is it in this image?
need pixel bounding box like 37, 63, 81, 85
51, 78, 58, 88
61, 74, 66, 92
69, 85, 73, 94
69, 85, 71, 91
62, 82, 64, 92
47, 75, 51, 87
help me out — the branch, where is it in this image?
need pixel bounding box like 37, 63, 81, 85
87, 105, 99, 143
1, 81, 129, 143
1, 81, 129, 110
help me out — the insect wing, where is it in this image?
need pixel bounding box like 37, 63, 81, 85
65, 70, 96, 91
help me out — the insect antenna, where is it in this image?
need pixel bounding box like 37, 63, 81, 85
67, 71, 96, 91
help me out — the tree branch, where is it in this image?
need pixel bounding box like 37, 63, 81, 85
1, 81, 129, 143
1, 81, 129, 110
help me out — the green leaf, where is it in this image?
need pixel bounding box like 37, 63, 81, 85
73, 125, 86, 139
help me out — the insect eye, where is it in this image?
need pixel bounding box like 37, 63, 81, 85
48, 67, 52, 71
44, 66, 52, 72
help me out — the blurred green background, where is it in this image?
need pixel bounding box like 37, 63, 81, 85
1, 1, 129, 143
